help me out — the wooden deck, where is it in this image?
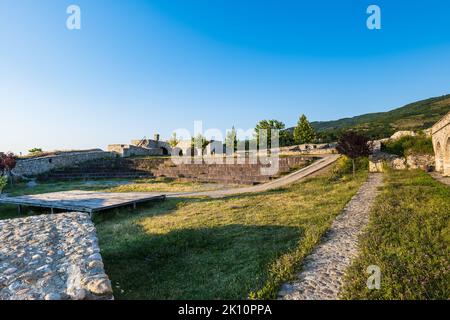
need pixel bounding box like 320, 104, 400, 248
0, 190, 166, 216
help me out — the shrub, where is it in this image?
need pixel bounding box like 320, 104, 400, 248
28, 148, 43, 154
0, 176, 7, 193
330, 156, 368, 180
382, 135, 434, 157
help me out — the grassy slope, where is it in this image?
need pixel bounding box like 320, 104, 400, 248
290, 94, 450, 140
95, 171, 367, 299
341, 170, 450, 300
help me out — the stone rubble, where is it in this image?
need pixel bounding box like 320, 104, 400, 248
278, 173, 384, 300
0, 212, 113, 300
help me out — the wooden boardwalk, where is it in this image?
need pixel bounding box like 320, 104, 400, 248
0, 190, 166, 217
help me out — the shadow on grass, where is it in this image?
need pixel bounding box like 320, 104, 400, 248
99, 223, 302, 300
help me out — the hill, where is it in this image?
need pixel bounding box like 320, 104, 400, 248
290, 94, 450, 142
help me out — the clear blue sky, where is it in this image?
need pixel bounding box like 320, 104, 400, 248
1, 0, 449, 154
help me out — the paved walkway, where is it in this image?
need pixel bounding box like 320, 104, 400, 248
278, 173, 384, 300
430, 172, 450, 186
168, 154, 340, 199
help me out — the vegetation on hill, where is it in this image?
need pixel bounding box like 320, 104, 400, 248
341, 170, 450, 300
287, 94, 450, 142
381, 135, 434, 157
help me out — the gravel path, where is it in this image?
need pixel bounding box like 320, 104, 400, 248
278, 173, 384, 300
167, 154, 340, 199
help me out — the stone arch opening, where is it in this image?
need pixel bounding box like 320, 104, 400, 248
445, 137, 450, 176
435, 141, 444, 172
160, 147, 169, 156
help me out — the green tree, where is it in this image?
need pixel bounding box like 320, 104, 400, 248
225, 126, 238, 152
28, 148, 43, 154
192, 134, 210, 154
255, 120, 285, 149
294, 114, 316, 144
167, 132, 180, 148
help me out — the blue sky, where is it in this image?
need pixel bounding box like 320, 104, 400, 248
1, 0, 449, 154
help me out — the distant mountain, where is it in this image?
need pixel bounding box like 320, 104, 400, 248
289, 94, 450, 141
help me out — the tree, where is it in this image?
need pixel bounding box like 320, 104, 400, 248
255, 120, 285, 149
168, 133, 180, 148
28, 148, 43, 154
0, 152, 17, 185
294, 114, 316, 144
225, 126, 238, 153
336, 131, 372, 176
192, 134, 209, 154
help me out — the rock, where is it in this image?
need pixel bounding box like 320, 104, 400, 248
45, 293, 61, 300
85, 278, 113, 296
4, 268, 17, 275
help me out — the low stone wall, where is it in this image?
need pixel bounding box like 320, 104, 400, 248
0, 213, 113, 300
13, 151, 115, 177
369, 152, 434, 173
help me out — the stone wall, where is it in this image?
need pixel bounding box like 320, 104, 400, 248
369, 152, 435, 173
12, 151, 115, 178
42, 155, 315, 185
0, 213, 113, 300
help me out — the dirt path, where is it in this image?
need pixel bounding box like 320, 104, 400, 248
167, 154, 340, 199
278, 173, 384, 300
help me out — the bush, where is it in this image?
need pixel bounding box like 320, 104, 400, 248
330, 156, 368, 180
0, 176, 7, 193
382, 135, 434, 157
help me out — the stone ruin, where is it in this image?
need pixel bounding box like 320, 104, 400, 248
0, 213, 113, 300
369, 116, 450, 174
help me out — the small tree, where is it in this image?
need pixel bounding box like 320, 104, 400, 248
168, 133, 180, 148
28, 148, 43, 154
225, 126, 238, 153
336, 131, 371, 176
0, 152, 17, 185
192, 134, 209, 154
294, 114, 316, 144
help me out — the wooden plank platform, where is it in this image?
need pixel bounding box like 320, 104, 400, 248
0, 190, 166, 216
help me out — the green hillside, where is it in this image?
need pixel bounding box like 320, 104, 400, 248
302, 94, 450, 141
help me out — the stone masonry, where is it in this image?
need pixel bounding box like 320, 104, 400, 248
13, 150, 114, 178
0, 213, 113, 300
431, 111, 450, 176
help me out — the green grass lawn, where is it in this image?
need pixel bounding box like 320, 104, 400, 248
94, 171, 367, 299
341, 170, 450, 300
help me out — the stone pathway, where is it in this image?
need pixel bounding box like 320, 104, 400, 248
278, 173, 384, 300
0, 213, 113, 300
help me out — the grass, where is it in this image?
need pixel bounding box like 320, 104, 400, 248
381, 135, 434, 157
94, 170, 367, 299
341, 170, 450, 300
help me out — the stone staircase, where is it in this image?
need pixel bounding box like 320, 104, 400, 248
41, 158, 166, 181
40, 156, 314, 185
